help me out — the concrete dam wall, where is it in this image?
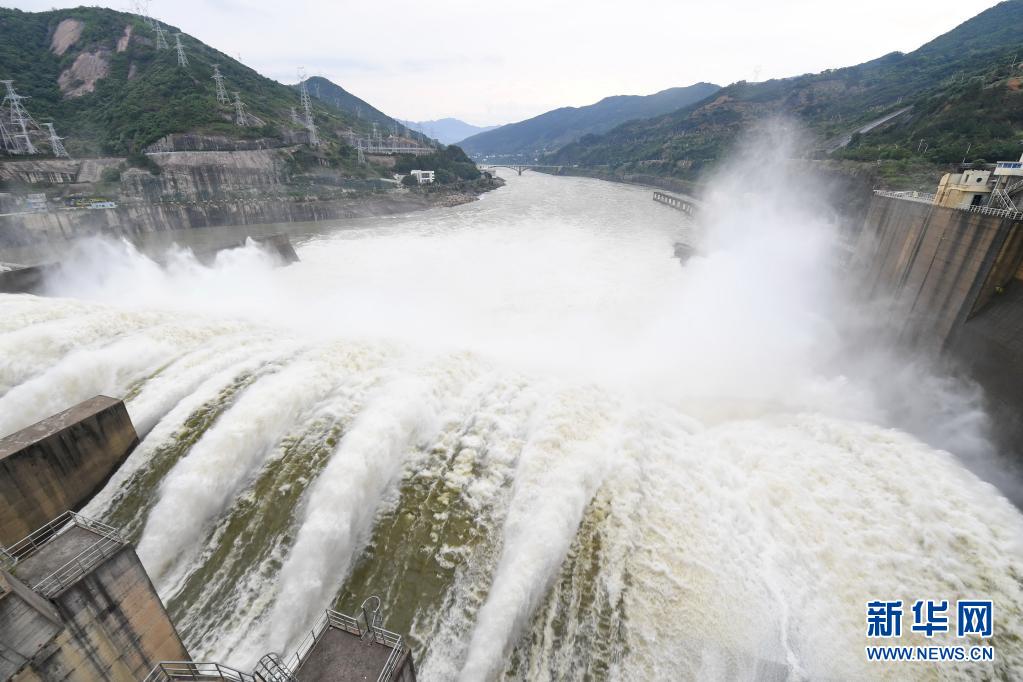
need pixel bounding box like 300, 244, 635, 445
1, 515, 189, 681
853, 193, 1023, 460
0, 397, 138, 547
851, 194, 1023, 350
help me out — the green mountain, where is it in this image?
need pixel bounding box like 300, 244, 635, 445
458, 83, 721, 161
297, 76, 433, 144
550, 0, 1023, 186
0, 6, 382, 156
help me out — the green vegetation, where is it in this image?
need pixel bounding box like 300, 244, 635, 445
300, 76, 431, 146
0, 6, 381, 156
393, 145, 480, 184
548, 0, 1023, 189
459, 83, 720, 161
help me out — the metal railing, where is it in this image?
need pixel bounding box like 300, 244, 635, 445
991, 188, 1016, 211
873, 189, 936, 205
143, 661, 256, 682
285, 607, 408, 682
1, 511, 126, 598
874, 190, 1023, 220
147, 603, 409, 682
253, 654, 295, 682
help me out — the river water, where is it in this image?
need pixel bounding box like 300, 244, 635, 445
1, 170, 1021, 680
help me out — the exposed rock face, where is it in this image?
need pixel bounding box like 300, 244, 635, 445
145, 134, 291, 153
0, 191, 478, 248
49, 18, 83, 56
58, 50, 111, 98
116, 24, 133, 53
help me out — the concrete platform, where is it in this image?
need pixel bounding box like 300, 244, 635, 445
11, 524, 112, 587
295, 628, 396, 681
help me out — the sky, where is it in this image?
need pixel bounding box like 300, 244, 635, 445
6, 0, 1007, 126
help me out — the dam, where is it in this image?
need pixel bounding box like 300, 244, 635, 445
1, 170, 1022, 679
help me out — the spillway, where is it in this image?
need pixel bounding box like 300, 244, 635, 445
1, 169, 1021, 680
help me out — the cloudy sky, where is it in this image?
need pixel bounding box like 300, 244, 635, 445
8, 0, 1004, 125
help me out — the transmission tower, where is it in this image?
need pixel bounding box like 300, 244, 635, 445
42, 123, 69, 158
152, 21, 168, 49
0, 117, 13, 153
357, 138, 366, 165
297, 69, 319, 147
1, 80, 38, 155
211, 64, 228, 104
131, 0, 155, 27
174, 33, 188, 67
233, 92, 248, 126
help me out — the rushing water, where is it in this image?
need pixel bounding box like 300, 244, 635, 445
1, 167, 1022, 680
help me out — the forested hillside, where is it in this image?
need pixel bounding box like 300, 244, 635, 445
550, 0, 1023, 187
0, 7, 378, 156
459, 83, 720, 161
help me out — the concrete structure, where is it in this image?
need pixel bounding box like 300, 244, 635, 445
853, 191, 1023, 496
147, 603, 416, 682
0, 512, 189, 680
0, 235, 297, 294
934, 168, 993, 209
0, 263, 56, 294
932, 154, 1023, 213
0, 397, 138, 547
853, 192, 1023, 350
409, 169, 434, 185
653, 190, 700, 218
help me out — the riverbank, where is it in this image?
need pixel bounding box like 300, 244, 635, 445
0, 179, 501, 255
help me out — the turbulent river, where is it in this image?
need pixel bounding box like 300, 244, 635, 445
1, 168, 1022, 680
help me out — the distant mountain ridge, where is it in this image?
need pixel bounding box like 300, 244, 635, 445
407, 118, 499, 145
550, 0, 1023, 184
459, 83, 721, 161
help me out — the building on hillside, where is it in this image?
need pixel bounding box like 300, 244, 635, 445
409, 169, 435, 185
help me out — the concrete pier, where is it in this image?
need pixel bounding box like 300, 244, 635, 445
0, 264, 57, 295
0, 512, 189, 680
0, 234, 298, 295
653, 190, 699, 217
0, 396, 138, 547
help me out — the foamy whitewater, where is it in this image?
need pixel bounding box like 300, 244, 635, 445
1, 147, 1021, 679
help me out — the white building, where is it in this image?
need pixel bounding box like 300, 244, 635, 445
410, 170, 435, 185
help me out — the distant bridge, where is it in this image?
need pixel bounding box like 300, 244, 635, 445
479, 164, 564, 176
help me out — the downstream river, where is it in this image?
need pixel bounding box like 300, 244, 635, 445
1, 171, 1021, 679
